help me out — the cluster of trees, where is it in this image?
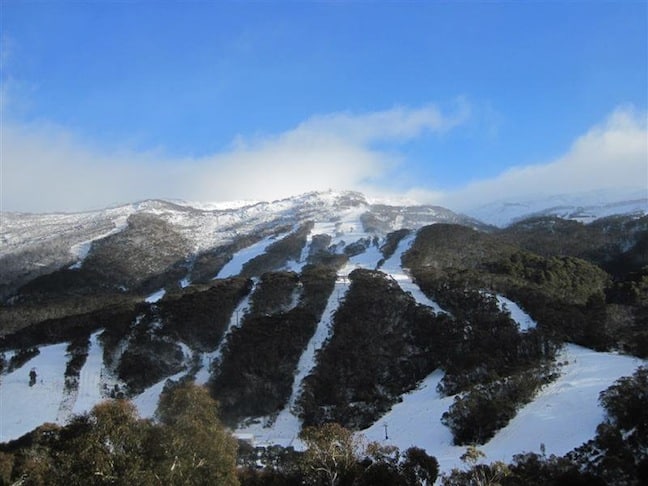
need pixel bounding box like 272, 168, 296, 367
0, 384, 439, 486
404, 220, 648, 357
297, 269, 442, 429
0, 383, 238, 485
210, 266, 337, 426
239, 423, 439, 486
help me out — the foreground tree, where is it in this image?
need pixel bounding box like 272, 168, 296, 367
156, 382, 239, 485
299, 423, 363, 486
55, 400, 157, 484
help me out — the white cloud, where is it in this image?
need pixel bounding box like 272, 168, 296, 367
0, 104, 465, 212
2, 104, 645, 214
415, 106, 647, 210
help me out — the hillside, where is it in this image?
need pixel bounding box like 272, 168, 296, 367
0, 190, 646, 480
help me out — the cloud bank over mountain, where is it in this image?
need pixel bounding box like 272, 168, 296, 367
2, 104, 645, 213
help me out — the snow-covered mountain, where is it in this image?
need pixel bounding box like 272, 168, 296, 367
0, 191, 484, 300
466, 187, 647, 227
0, 190, 646, 476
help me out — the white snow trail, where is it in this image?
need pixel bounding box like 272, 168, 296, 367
379, 234, 446, 314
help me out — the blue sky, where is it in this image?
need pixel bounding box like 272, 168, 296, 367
1, 1, 646, 212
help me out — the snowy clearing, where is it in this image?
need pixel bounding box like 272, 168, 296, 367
379, 234, 446, 314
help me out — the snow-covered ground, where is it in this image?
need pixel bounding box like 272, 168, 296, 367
216, 233, 291, 279
0, 343, 69, 442
72, 331, 106, 416
133, 370, 186, 419
145, 288, 166, 303
379, 234, 446, 314
362, 344, 645, 473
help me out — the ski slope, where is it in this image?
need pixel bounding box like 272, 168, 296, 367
0, 343, 68, 442
72, 332, 106, 416
362, 344, 645, 473
216, 232, 291, 279
379, 234, 446, 314
496, 295, 536, 331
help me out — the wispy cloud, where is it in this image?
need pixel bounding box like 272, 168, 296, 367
1, 103, 467, 212
413, 106, 647, 210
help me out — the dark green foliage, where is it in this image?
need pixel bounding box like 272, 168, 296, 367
7, 347, 40, 372
209, 267, 336, 426
500, 214, 648, 279
488, 251, 609, 305
431, 289, 555, 395
298, 265, 338, 315
567, 366, 648, 485
210, 307, 319, 425
249, 272, 300, 316
502, 452, 606, 486
237, 445, 303, 485
0, 385, 240, 485
82, 212, 191, 293
306, 234, 333, 262
64, 336, 90, 378
404, 221, 648, 358
1, 302, 140, 355
159, 277, 252, 350
401, 446, 439, 486
156, 382, 240, 485
298, 269, 442, 429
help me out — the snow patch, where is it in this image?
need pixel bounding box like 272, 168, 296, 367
380, 234, 446, 314
133, 371, 186, 419
145, 289, 166, 303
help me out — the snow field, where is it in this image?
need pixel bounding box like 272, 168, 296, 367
134, 371, 186, 419
0, 343, 69, 442
362, 344, 645, 474
145, 288, 166, 303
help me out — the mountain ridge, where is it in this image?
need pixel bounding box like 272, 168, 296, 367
0, 188, 646, 479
